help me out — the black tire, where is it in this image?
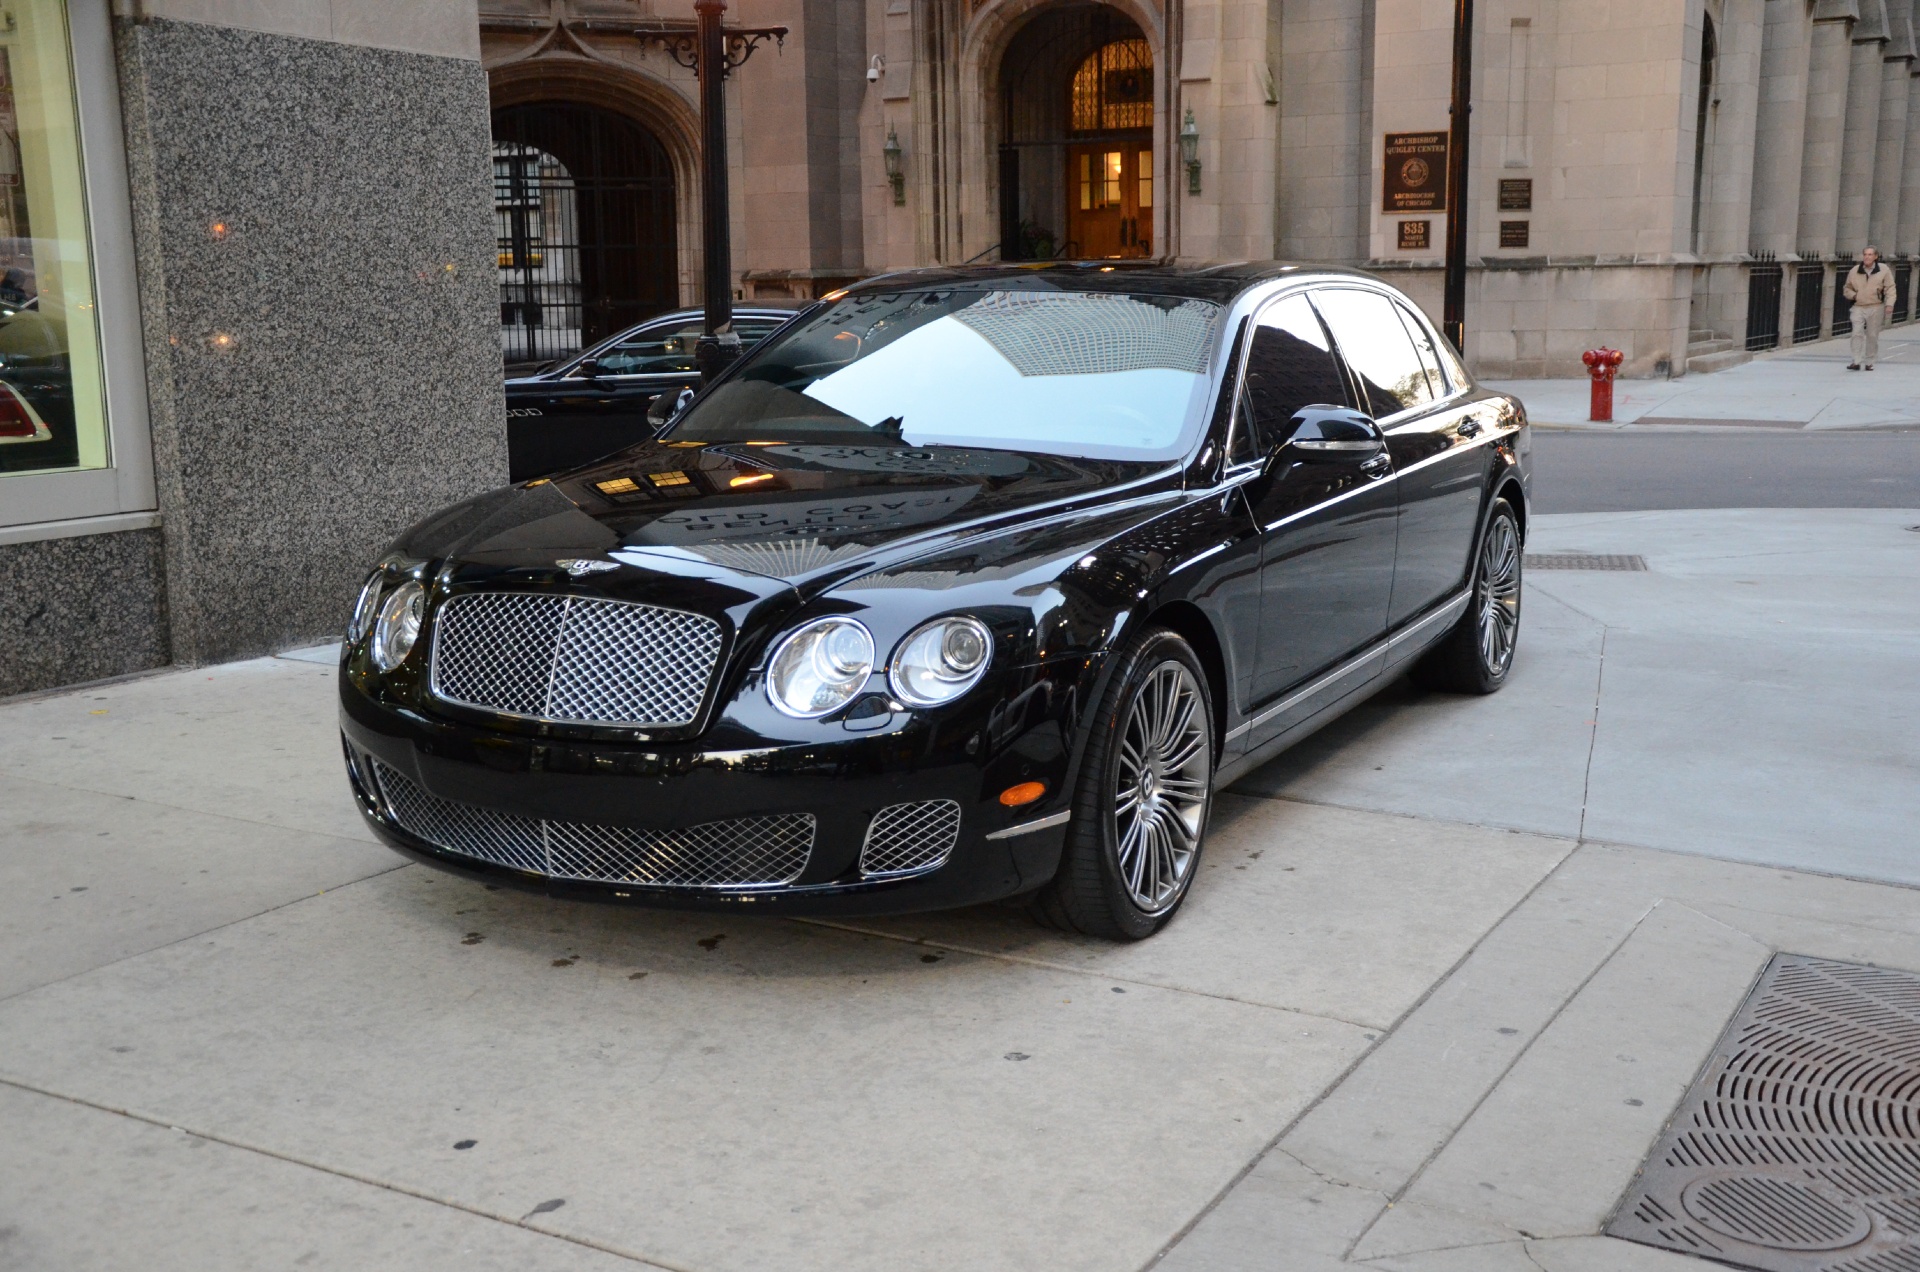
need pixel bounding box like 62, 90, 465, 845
1031, 628, 1214, 940
1412, 497, 1522, 695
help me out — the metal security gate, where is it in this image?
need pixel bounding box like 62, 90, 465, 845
492, 104, 678, 369
1792, 262, 1824, 344
1745, 253, 1781, 352
1896, 261, 1912, 324
1832, 263, 1851, 336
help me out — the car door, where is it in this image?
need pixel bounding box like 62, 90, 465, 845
1313, 287, 1489, 628
1236, 292, 1399, 722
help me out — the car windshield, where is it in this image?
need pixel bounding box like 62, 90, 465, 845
663, 288, 1223, 462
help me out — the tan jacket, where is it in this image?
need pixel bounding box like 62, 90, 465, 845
1845, 263, 1896, 309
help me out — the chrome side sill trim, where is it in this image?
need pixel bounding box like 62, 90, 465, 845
986, 810, 1072, 840
1225, 588, 1471, 743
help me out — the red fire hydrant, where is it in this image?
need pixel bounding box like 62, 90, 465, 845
1582, 347, 1624, 422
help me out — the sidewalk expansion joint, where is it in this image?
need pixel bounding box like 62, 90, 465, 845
0, 861, 411, 1010
0, 1075, 688, 1270
790, 917, 1381, 1030
1346, 897, 1663, 1261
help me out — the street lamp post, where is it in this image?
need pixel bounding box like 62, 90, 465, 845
694, 0, 734, 382
636, 7, 787, 382
1442, 0, 1474, 355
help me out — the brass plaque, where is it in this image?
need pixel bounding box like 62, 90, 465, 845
1398, 220, 1431, 251
1499, 220, 1530, 249
1383, 132, 1448, 213
1498, 178, 1533, 211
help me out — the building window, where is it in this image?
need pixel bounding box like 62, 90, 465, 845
1069, 39, 1152, 134
0, 0, 106, 480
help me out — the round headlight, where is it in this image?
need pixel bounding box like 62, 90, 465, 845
346, 571, 384, 646
889, 617, 993, 708
766, 616, 874, 718
372, 581, 425, 672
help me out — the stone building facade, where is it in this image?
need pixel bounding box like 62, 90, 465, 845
482, 0, 1920, 379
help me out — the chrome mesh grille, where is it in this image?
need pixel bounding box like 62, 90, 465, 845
546, 816, 814, 888
430, 592, 723, 727
372, 760, 812, 888
374, 762, 546, 874
859, 800, 962, 878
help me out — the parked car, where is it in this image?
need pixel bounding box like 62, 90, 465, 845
504, 304, 805, 482
342, 262, 1529, 939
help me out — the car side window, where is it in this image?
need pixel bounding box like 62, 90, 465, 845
1238, 294, 1352, 459
1395, 302, 1448, 398
1312, 288, 1435, 419
595, 317, 787, 376
594, 321, 706, 375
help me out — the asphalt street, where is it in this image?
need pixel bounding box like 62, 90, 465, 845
1532, 428, 1920, 512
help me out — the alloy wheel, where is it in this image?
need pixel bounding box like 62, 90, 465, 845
1113, 661, 1210, 913
1477, 514, 1521, 675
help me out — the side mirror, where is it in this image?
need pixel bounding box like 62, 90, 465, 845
577, 358, 605, 380
1271, 405, 1384, 469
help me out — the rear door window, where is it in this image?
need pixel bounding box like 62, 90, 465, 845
1235, 294, 1353, 460
1312, 288, 1435, 419
1394, 302, 1448, 398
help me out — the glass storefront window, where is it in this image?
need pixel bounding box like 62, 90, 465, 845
0, 0, 106, 477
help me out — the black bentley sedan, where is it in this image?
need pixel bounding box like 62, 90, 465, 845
504, 304, 803, 482
341, 262, 1528, 939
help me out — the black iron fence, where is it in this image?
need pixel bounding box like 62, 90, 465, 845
1792, 261, 1823, 344
1896, 261, 1912, 324
1745, 253, 1781, 352
1832, 263, 1851, 336
492, 104, 679, 370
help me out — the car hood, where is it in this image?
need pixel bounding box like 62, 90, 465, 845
397, 441, 1179, 597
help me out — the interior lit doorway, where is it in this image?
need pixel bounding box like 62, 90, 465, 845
999, 6, 1154, 261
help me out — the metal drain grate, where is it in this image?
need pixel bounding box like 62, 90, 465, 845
1609, 955, 1920, 1271
1524, 553, 1648, 571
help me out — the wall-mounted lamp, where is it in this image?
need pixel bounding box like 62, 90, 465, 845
867, 54, 885, 84
884, 127, 905, 205
1179, 108, 1201, 195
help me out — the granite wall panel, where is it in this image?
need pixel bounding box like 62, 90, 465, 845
114, 18, 504, 666
0, 530, 170, 699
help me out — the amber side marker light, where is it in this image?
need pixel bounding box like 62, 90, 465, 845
730, 473, 774, 487
999, 782, 1046, 807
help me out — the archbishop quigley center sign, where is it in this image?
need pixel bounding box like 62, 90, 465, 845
1383, 131, 1448, 213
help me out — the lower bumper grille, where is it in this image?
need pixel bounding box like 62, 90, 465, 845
860, 800, 962, 878
372, 760, 813, 888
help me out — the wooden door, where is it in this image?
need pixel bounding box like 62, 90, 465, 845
1067, 143, 1153, 258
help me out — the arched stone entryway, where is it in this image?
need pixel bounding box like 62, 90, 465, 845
959, 0, 1167, 264
998, 7, 1154, 259
486, 58, 700, 368
491, 103, 678, 364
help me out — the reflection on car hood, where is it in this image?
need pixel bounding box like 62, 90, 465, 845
398, 441, 1178, 593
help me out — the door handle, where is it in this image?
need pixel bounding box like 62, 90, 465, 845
1457, 419, 1483, 439
1360, 453, 1392, 477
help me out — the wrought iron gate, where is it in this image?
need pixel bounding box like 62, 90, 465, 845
1745, 253, 1781, 352
1792, 261, 1824, 344
492, 104, 678, 369
1832, 263, 1851, 336
1896, 261, 1912, 324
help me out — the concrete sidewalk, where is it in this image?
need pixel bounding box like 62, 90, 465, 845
2, 509, 1916, 1271
1489, 322, 1920, 430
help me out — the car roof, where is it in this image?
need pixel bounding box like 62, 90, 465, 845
836, 261, 1385, 306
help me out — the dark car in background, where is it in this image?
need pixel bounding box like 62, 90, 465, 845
344, 262, 1529, 940
504, 304, 804, 482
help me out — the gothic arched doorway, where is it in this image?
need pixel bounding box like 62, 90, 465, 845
491, 103, 678, 368
998, 6, 1154, 261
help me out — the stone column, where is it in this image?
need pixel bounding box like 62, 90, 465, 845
1836, 0, 1891, 252
1799, 3, 1858, 259
115, 9, 503, 664
1869, 13, 1915, 249
1751, 0, 1816, 254
1901, 62, 1920, 256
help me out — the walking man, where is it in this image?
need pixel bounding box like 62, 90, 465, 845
1844, 246, 1896, 370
